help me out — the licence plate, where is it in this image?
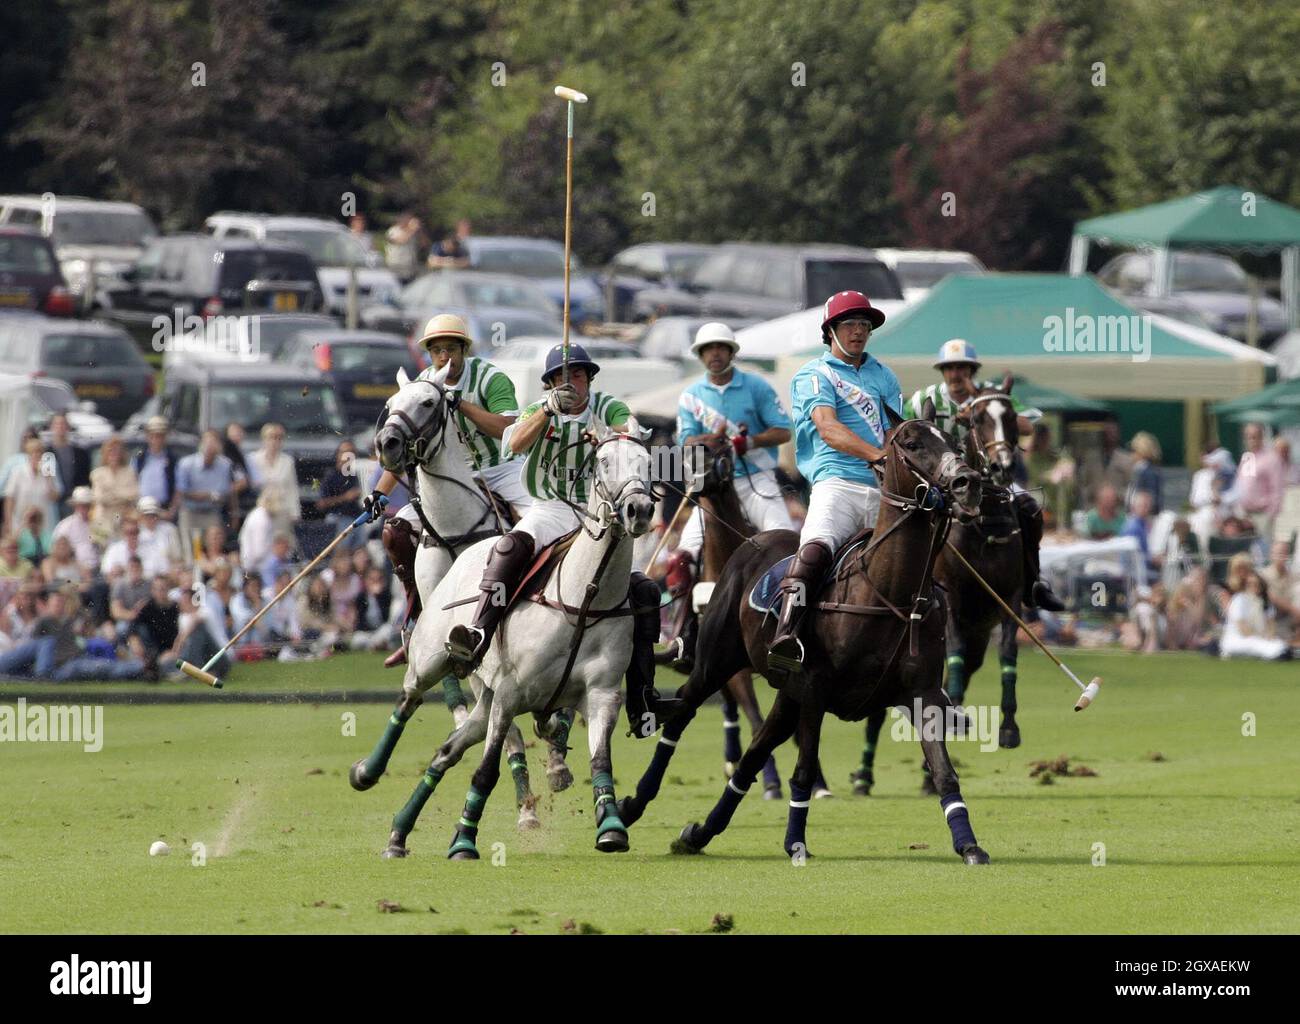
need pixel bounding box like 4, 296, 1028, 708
273, 291, 300, 311
353, 382, 398, 399
76, 383, 123, 399
0, 289, 31, 307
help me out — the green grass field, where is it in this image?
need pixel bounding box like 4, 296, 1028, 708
2, 649, 1299, 934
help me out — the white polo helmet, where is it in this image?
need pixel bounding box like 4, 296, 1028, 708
690, 321, 739, 357
417, 313, 473, 350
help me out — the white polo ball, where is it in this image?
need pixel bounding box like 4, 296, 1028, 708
149, 840, 170, 857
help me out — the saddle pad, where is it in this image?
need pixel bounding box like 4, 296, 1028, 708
747, 554, 794, 615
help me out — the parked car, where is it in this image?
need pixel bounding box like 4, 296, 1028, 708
1097, 249, 1288, 344
0, 372, 115, 457
636, 315, 761, 363
280, 329, 410, 430
0, 228, 76, 317
0, 195, 156, 306
98, 235, 325, 350
602, 243, 717, 322
0, 314, 154, 427
490, 336, 681, 410
160, 312, 337, 371
131, 362, 347, 515
360, 269, 562, 348
634, 242, 903, 321
1113, 294, 1215, 333
463, 236, 604, 326
204, 212, 401, 316
872, 248, 986, 302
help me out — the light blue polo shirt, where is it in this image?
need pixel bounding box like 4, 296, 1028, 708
175, 452, 236, 512
675, 368, 791, 476
791, 350, 903, 487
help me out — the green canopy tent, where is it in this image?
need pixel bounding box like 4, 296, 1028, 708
1068, 186, 1300, 331
1008, 375, 1109, 415
1212, 379, 1300, 434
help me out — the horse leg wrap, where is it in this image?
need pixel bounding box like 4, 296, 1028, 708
945, 654, 966, 703
391, 766, 444, 837
863, 716, 882, 771
592, 771, 625, 835
362, 708, 413, 779
1000, 658, 1018, 717
442, 674, 467, 711
762, 754, 780, 790
634, 714, 687, 807
941, 792, 977, 854
508, 752, 531, 806
448, 786, 487, 858
784, 782, 812, 855
722, 699, 742, 764
701, 775, 752, 842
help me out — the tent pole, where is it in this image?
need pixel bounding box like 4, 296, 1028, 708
1068, 235, 1090, 276
1282, 246, 1300, 331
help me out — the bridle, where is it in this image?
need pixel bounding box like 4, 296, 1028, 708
960, 391, 1017, 481
548, 431, 656, 540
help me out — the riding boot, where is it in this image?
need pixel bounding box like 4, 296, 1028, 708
445, 531, 535, 678
1014, 491, 1065, 612
382, 518, 422, 668
625, 571, 679, 735
767, 541, 833, 673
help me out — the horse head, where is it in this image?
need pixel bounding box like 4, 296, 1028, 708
588, 418, 657, 538
960, 374, 1019, 487
883, 403, 982, 519
684, 434, 736, 499
373, 364, 454, 476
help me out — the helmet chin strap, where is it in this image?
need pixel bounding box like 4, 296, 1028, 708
830, 333, 865, 366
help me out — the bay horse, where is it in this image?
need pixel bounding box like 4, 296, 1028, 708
852, 380, 1024, 797
621, 408, 993, 864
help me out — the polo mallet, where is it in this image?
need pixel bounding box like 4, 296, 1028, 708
554, 84, 588, 387
645, 496, 692, 574
177, 499, 386, 687
943, 540, 1101, 711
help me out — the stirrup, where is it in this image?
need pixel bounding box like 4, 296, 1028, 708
445, 624, 484, 677
767, 635, 805, 674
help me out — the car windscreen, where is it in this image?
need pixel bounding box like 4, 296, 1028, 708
328, 343, 408, 373
805, 260, 903, 303
219, 250, 318, 289
456, 280, 555, 313
0, 234, 56, 273
52, 210, 156, 247
209, 383, 345, 435
1173, 254, 1249, 294
666, 251, 709, 280
41, 332, 140, 369
472, 247, 579, 277
267, 229, 366, 267
894, 259, 981, 290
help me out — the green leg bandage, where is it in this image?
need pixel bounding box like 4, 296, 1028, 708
945, 654, 966, 703
1000, 659, 1018, 715
391, 766, 443, 837
592, 770, 625, 835
442, 674, 466, 711
448, 786, 487, 858
508, 752, 531, 806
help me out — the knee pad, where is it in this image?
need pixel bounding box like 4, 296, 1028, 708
493, 530, 533, 559
1014, 491, 1042, 519
382, 518, 418, 582
794, 540, 833, 573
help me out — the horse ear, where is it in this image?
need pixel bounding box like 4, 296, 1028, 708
1001, 372, 1013, 395
883, 402, 906, 431
623, 415, 651, 442
431, 361, 451, 386
921, 397, 937, 423
396, 366, 411, 387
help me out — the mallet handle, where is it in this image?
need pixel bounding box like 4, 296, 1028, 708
645, 495, 692, 573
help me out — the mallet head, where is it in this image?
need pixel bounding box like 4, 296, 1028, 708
554, 85, 588, 103
177, 660, 222, 689
1074, 677, 1101, 711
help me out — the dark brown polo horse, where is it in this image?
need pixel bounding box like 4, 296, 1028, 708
622, 410, 992, 864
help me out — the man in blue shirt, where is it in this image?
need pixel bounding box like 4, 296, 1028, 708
175, 430, 238, 559
671, 322, 793, 591
769, 291, 901, 673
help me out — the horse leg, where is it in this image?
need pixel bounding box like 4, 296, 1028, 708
535, 707, 575, 792
673, 691, 800, 855
721, 692, 742, 778
383, 690, 492, 858
916, 689, 989, 865
728, 668, 782, 798
782, 697, 827, 859
584, 686, 630, 853
350, 689, 423, 791
447, 697, 513, 860
851, 709, 886, 796
505, 723, 540, 831
997, 613, 1021, 748
443, 674, 468, 720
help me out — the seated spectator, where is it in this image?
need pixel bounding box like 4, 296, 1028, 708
39, 535, 81, 587
1123, 583, 1166, 653
350, 566, 395, 651
1260, 540, 1300, 640
76, 561, 111, 628
53, 486, 100, 572
197, 525, 237, 581
0, 534, 36, 611
170, 584, 230, 681
259, 532, 295, 590
127, 575, 180, 676
4, 434, 59, 540
5, 581, 43, 645
201, 559, 238, 648
0, 585, 143, 681
261, 569, 302, 648
110, 556, 151, 642
18, 505, 53, 563
89, 435, 140, 544
1085, 485, 1126, 540
1120, 491, 1158, 583
324, 550, 359, 633
318, 441, 364, 550
101, 518, 166, 577
1221, 571, 1290, 661
1166, 566, 1221, 654
137, 496, 182, 571
296, 574, 338, 650
230, 575, 271, 649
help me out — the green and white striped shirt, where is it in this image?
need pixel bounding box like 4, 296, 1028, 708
903, 381, 1040, 444
506, 391, 630, 503
417, 356, 519, 470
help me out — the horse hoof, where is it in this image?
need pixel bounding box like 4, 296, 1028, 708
448, 849, 479, 861
547, 763, 573, 793
763, 783, 783, 801
517, 807, 542, 831
960, 844, 990, 865
382, 842, 408, 859
999, 724, 1021, 749
349, 759, 378, 792
850, 769, 874, 796
596, 828, 630, 853
669, 824, 706, 855
723, 761, 737, 780
813, 786, 833, 799
616, 796, 642, 827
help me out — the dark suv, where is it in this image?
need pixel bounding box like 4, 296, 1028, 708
99, 235, 324, 348
138, 362, 346, 516
635, 243, 903, 320
0, 228, 75, 317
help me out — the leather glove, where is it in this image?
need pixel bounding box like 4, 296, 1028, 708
545, 383, 579, 416
362, 490, 389, 521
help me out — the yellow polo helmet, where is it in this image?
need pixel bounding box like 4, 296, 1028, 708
417, 313, 473, 350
